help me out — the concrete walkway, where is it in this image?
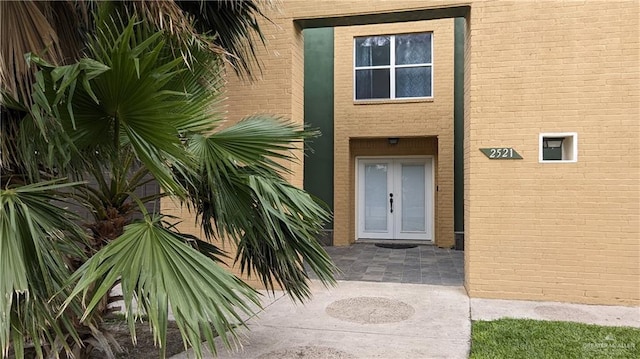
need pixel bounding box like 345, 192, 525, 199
471, 298, 640, 328
171, 280, 640, 359
172, 280, 471, 358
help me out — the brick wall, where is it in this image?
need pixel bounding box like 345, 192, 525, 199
464, 0, 639, 306
162, 0, 639, 305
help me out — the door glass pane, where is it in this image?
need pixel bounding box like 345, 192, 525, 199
395, 66, 431, 98
356, 69, 390, 99
401, 164, 425, 232
364, 163, 388, 232
395, 33, 432, 65
355, 36, 391, 67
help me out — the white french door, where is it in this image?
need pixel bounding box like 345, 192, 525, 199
357, 157, 433, 241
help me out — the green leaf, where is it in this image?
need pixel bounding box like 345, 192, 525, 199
0, 180, 87, 358
176, 0, 270, 80
182, 117, 337, 302
64, 216, 260, 358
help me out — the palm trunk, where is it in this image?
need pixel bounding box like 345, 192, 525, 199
72, 206, 130, 358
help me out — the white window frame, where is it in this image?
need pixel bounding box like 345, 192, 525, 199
539, 132, 578, 163
353, 33, 434, 101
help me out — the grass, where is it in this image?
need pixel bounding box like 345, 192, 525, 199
470, 318, 640, 359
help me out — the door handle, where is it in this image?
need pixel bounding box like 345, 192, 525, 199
389, 193, 394, 213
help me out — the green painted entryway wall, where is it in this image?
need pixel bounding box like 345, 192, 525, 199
303, 27, 335, 229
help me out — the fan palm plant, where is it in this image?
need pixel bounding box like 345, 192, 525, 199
1, 1, 335, 358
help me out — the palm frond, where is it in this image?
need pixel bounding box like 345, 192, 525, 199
175, 0, 273, 80
64, 216, 259, 358
15, 54, 109, 181
0, 0, 90, 104
236, 174, 336, 300
182, 117, 337, 301
94, 1, 271, 80
25, 17, 226, 196
128, 0, 226, 60
193, 115, 318, 174
0, 180, 87, 358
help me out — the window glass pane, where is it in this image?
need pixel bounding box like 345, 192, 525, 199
364, 164, 388, 232
355, 36, 390, 67
395, 33, 432, 65
356, 69, 390, 99
401, 164, 426, 232
395, 66, 432, 98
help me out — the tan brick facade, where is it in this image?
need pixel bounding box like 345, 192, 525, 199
463, 0, 639, 306
162, 0, 640, 306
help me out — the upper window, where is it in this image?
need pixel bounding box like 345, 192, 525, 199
354, 33, 433, 100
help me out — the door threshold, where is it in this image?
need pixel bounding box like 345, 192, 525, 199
357, 239, 434, 246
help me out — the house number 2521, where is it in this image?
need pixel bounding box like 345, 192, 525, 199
479, 148, 523, 160
490, 148, 513, 158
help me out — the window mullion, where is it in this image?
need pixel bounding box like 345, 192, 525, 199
395, 63, 432, 68
355, 65, 393, 70
390, 35, 396, 99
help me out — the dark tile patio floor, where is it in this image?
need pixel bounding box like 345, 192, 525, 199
307, 243, 464, 286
